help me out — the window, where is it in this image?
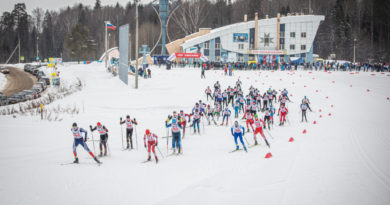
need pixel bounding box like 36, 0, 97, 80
215, 43, 221, 49
290, 44, 295, 50
204, 41, 210, 49
238, 54, 244, 62
301, 45, 306, 50
280, 32, 285, 38
204, 49, 209, 56
238, 44, 244, 50
301, 32, 306, 38
290, 32, 295, 38
280, 44, 285, 49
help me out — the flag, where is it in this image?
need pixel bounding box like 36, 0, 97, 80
106, 22, 116, 30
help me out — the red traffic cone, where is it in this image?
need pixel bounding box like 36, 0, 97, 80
387, 97, 390, 100
313, 121, 317, 124
316, 90, 319, 92
289, 137, 294, 142
265, 152, 273, 159
367, 89, 370, 92
332, 81, 335, 83
292, 82, 295, 84
318, 109, 322, 112
326, 96, 329, 99
328, 113, 332, 116
319, 115, 322, 118
331, 105, 334, 108
290, 94, 293, 97
280, 78, 282, 81
303, 129, 307, 134
350, 85, 352, 87
304, 85, 307, 88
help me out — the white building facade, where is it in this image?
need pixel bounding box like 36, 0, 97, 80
179, 14, 324, 64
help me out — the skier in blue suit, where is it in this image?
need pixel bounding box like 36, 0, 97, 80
231, 121, 247, 152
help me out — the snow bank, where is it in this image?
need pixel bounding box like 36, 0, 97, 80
0, 63, 389, 205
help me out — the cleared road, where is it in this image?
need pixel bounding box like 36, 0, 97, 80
1, 66, 36, 97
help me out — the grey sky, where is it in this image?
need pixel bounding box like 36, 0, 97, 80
1, 0, 153, 14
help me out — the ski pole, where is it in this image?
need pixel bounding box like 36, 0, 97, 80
202, 116, 205, 134
156, 146, 165, 158
243, 135, 251, 147
265, 129, 274, 139
120, 124, 124, 150
90, 131, 96, 156
107, 141, 111, 156
166, 127, 169, 155
135, 125, 138, 150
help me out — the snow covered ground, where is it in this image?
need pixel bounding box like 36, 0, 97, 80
0, 63, 389, 205
0, 72, 6, 91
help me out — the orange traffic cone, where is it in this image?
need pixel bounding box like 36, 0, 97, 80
289, 137, 294, 142
265, 152, 273, 159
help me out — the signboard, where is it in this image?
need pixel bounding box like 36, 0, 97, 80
175, 53, 201, 58
49, 58, 54, 63
119, 24, 129, 85
233, 33, 248, 42
248, 50, 286, 55
20, 56, 24, 61
36, 56, 40, 61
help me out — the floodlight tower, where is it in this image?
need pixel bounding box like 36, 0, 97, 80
151, 0, 180, 55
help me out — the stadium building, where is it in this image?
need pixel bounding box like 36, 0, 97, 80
166, 13, 325, 64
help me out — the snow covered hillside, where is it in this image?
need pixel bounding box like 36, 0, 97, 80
0, 63, 389, 205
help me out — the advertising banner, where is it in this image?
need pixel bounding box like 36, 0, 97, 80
233, 33, 248, 42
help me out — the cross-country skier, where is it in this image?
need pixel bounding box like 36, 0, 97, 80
278, 104, 289, 126
233, 99, 240, 118
269, 105, 276, 127
228, 87, 235, 106
231, 121, 247, 152
205, 105, 216, 125
221, 107, 231, 126
143, 129, 159, 163
302, 96, 312, 111
166, 118, 182, 154
71, 122, 100, 164
263, 108, 271, 129
253, 115, 269, 147
263, 93, 269, 110
205, 86, 213, 101
245, 112, 255, 132
90, 122, 109, 157
300, 103, 308, 122
222, 90, 228, 108
178, 110, 189, 137
190, 109, 202, 134
120, 115, 138, 149
272, 89, 278, 103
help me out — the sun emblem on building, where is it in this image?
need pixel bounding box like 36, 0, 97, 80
260, 33, 274, 47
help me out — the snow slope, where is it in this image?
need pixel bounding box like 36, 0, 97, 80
0, 63, 389, 205
0, 72, 6, 91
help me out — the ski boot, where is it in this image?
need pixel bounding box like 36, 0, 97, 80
178, 148, 181, 154
73, 157, 79, 164
126, 143, 130, 149
220, 122, 224, 126
247, 128, 250, 132
244, 147, 248, 152
99, 151, 103, 157
104, 149, 107, 156
172, 148, 176, 154
94, 157, 101, 164
255, 140, 258, 145
147, 155, 151, 161
226, 121, 228, 126
155, 156, 159, 164
236, 146, 239, 150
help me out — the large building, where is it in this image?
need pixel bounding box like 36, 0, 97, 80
166, 13, 324, 64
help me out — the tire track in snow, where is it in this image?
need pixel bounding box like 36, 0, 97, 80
349, 130, 390, 190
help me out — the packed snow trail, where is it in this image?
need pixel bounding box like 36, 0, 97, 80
0, 63, 389, 205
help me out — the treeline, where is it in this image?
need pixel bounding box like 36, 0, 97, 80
0, 0, 389, 63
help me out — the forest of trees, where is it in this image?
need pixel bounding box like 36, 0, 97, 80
0, 0, 389, 63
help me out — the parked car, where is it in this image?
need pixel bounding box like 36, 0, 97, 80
0, 67, 10, 74
0, 94, 8, 106
32, 69, 40, 76
32, 86, 43, 94
16, 93, 28, 102
19, 90, 35, 100
8, 94, 24, 104
41, 77, 51, 85
36, 81, 47, 90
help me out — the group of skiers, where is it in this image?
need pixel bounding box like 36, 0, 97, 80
69, 78, 313, 164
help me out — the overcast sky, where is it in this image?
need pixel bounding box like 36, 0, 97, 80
1, 0, 153, 14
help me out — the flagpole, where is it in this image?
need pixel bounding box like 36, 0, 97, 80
135, 3, 139, 89
105, 21, 108, 68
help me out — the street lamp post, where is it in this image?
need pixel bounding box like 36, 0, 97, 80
353, 38, 357, 63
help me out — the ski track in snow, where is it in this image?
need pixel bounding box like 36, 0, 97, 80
0, 63, 390, 205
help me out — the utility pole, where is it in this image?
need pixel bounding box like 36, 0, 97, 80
353, 38, 357, 63
18, 39, 21, 64
135, 2, 139, 89
36, 36, 39, 61
105, 21, 108, 68
309, 0, 312, 14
